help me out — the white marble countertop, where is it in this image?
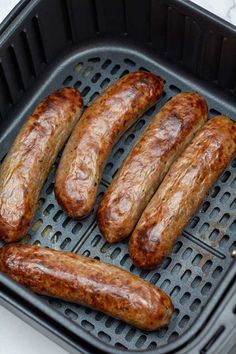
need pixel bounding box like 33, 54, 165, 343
0, 1, 235, 354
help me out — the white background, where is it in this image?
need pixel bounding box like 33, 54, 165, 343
0, 1, 236, 354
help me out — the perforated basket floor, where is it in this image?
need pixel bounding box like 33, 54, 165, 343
0, 42, 236, 352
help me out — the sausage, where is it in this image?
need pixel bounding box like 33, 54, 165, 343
97, 92, 208, 243
0, 88, 83, 243
0, 243, 174, 330
129, 116, 236, 269
55, 72, 164, 218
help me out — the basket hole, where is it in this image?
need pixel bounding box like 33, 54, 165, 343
88, 57, 100, 63
120, 69, 129, 78
211, 186, 220, 198
120, 254, 129, 266
180, 292, 191, 305
190, 298, 201, 311
146, 105, 156, 116
124, 58, 135, 66
169, 84, 181, 93
111, 247, 121, 260
170, 285, 181, 297
173, 241, 183, 253
62, 217, 71, 228
125, 328, 136, 341
102, 59, 112, 69
90, 91, 99, 102
46, 183, 54, 195
50, 231, 61, 244
182, 247, 192, 260
53, 210, 63, 221
31, 219, 43, 232
95, 312, 104, 321
161, 257, 171, 269
83, 66, 93, 78
48, 299, 62, 308
157, 327, 168, 338
134, 119, 145, 131
201, 201, 210, 213
219, 234, 229, 247
212, 266, 223, 279
115, 343, 127, 350
199, 223, 209, 234
150, 272, 161, 284
63, 75, 73, 85
115, 322, 126, 334
81, 86, 91, 97
83, 250, 90, 257
139, 66, 150, 72
101, 241, 110, 253
171, 263, 182, 275
43, 204, 54, 216
209, 108, 221, 116
81, 320, 94, 331
37, 197, 45, 208
230, 199, 236, 209
114, 148, 124, 160
98, 331, 111, 343
160, 279, 170, 291
125, 134, 135, 145
105, 318, 115, 328
219, 213, 230, 226
168, 332, 179, 343
135, 335, 147, 348
65, 309, 78, 320
201, 282, 212, 295
202, 260, 213, 273
91, 73, 101, 83
33, 240, 41, 246
220, 192, 231, 203
74, 62, 83, 72
60, 237, 71, 249
209, 228, 219, 240
72, 222, 82, 234
139, 270, 149, 279
105, 162, 113, 174
221, 171, 231, 183
111, 65, 120, 75
148, 342, 157, 350
191, 276, 202, 288
192, 254, 203, 266
181, 270, 192, 282
91, 234, 101, 247
74, 81, 82, 89
179, 315, 190, 328
100, 78, 110, 89
190, 216, 199, 228
229, 220, 236, 231
231, 178, 236, 189
209, 207, 220, 219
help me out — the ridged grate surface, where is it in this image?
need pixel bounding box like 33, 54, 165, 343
0, 46, 236, 351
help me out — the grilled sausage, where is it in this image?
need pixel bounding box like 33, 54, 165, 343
97, 92, 208, 243
129, 116, 236, 269
55, 72, 164, 218
0, 243, 174, 330
0, 88, 83, 243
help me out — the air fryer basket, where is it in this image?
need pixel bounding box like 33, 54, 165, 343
0, 1, 236, 353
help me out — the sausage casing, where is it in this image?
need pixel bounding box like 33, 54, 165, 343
0, 243, 174, 330
97, 92, 208, 243
0, 88, 83, 242
55, 72, 164, 218
129, 116, 236, 269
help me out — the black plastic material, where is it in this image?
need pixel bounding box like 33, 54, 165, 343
0, 1, 236, 353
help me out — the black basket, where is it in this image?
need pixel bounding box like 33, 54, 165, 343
1, 1, 236, 353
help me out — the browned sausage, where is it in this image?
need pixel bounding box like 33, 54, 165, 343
0, 243, 174, 330
97, 92, 208, 243
129, 116, 236, 269
55, 72, 164, 218
0, 88, 83, 243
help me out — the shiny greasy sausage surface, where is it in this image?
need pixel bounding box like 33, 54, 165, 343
55, 72, 164, 218
129, 116, 236, 269
0, 244, 173, 330
0, 88, 83, 243
97, 92, 208, 243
